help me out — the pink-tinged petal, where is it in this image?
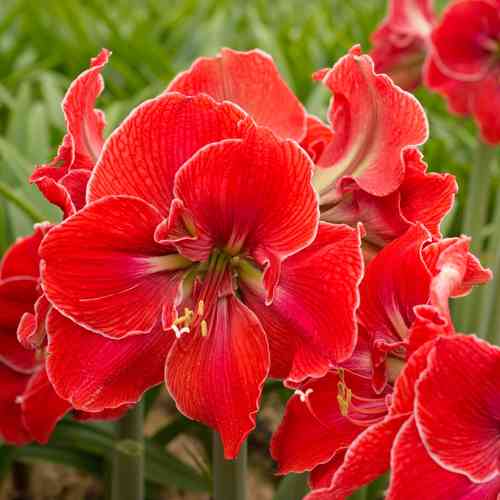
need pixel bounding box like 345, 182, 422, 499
399, 148, 457, 238
359, 224, 432, 345
430, 0, 500, 80
167, 48, 306, 141
0, 363, 31, 445
88, 93, 245, 214
300, 115, 335, 164
406, 305, 450, 355
40, 196, 187, 339
387, 417, 500, 500
241, 223, 363, 381
17, 295, 51, 350
471, 70, 500, 144
62, 49, 109, 167
383, 0, 435, 38
271, 371, 376, 474
0, 224, 49, 279
415, 335, 500, 483
309, 450, 346, 489
21, 366, 71, 444
305, 414, 408, 500
46, 309, 174, 412
170, 120, 318, 302
166, 295, 269, 459
73, 405, 131, 422
313, 45, 428, 199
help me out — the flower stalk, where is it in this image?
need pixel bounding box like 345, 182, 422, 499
212, 432, 247, 500
110, 402, 145, 500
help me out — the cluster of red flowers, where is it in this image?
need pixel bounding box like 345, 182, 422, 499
371, 0, 500, 144
0, 26, 498, 500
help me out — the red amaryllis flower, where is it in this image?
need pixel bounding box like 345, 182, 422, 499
305, 46, 440, 247
167, 48, 306, 141
0, 228, 127, 444
387, 335, 500, 499
425, 0, 500, 144
40, 86, 363, 458
370, 0, 436, 90
30, 49, 109, 217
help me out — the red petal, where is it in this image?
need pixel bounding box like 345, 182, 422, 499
88, 93, 245, 214
382, 0, 435, 38
415, 335, 500, 483
306, 414, 408, 500
271, 371, 376, 474
430, 0, 500, 80
40, 196, 186, 339
0, 224, 48, 279
299, 115, 335, 164
387, 417, 500, 500
167, 48, 306, 141
313, 45, 428, 198
17, 295, 51, 350
73, 405, 130, 421
21, 366, 71, 444
359, 224, 432, 346
309, 450, 346, 489
471, 69, 500, 144
46, 309, 173, 411
165, 295, 269, 459
241, 223, 363, 381
0, 363, 31, 444
170, 120, 318, 302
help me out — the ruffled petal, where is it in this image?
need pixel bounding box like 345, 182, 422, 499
0, 224, 48, 279
299, 115, 335, 164
0, 363, 31, 445
73, 405, 130, 421
271, 372, 373, 474
46, 309, 174, 412
241, 223, 363, 381
471, 69, 500, 144
167, 48, 306, 141
17, 295, 51, 350
21, 366, 71, 444
88, 93, 245, 214
305, 414, 408, 500
430, 0, 500, 80
165, 295, 269, 459
415, 335, 500, 483
312, 45, 428, 199
169, 120, 318, 302
387, 417, 500, 500
309, 451, 346, 490
40, 196, 187, 339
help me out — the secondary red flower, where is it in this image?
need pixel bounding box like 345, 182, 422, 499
370, 0, 436, 90
31, 49, 109, 217
0, 228, 127, 444
40, 91, 363, 458
167, 47, 306, 141
304, 46, 439, 247
387, 335, 500, 499
425, 0, 500, 143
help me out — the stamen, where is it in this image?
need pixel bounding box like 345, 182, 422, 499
337, 369, 352, 417
294, 388, 313, 402
200, 320, 208, 337
197, 300, 205, 316
172, 324, 190, 339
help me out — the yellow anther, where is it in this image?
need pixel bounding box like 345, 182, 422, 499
336, 369, 352, 417
197, 300, 205, 316
200, 320, 208, 337
173, 307, 194, 327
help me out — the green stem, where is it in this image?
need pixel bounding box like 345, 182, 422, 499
212, 432, 247, 500
110, 403, 145, 500
0, 181, 44, 223
274, 473, 309, 500
456, 142, 496, 332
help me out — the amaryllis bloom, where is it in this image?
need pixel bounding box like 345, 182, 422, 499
387, 335, 500, 500
370, 0, 436, 90
272, 224, 491, 498
40, 72, 363, 457
425, 0, 500, 144
303, 46, 449, 248
0, 227, 126, 445
31, 49, 109, 218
